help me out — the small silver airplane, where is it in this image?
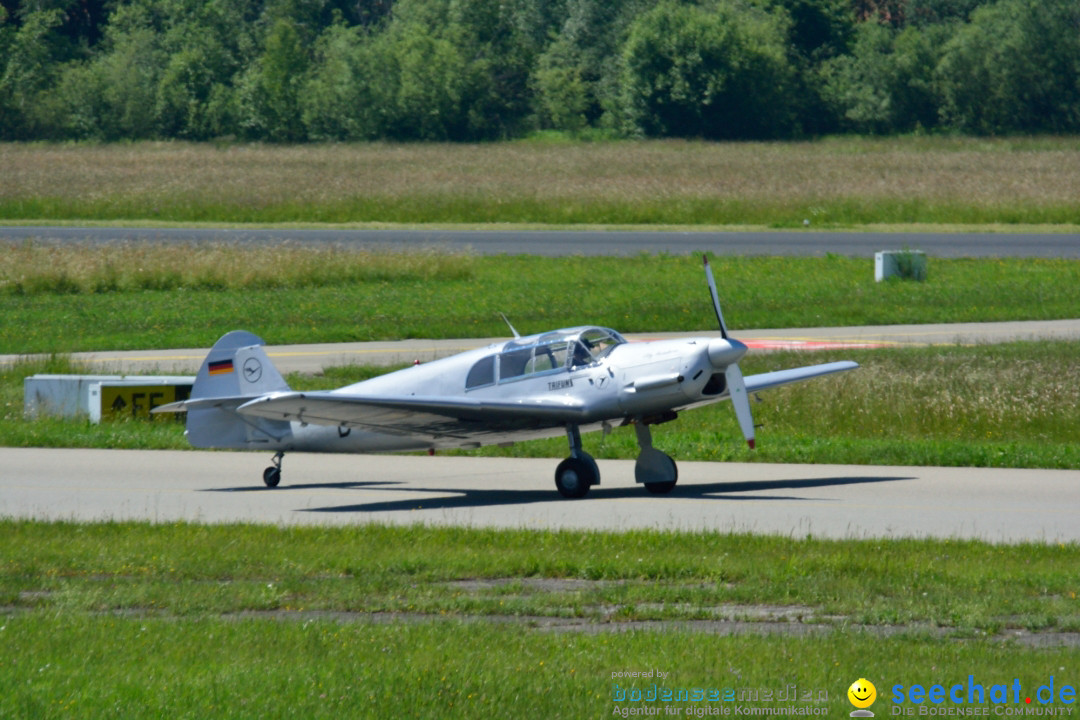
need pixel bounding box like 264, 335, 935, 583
155, 257, 857, 498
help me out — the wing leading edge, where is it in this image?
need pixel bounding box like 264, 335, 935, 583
743, 361, 859, 393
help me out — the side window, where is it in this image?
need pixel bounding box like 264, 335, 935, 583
499, 347, 533, 381
465, 355, 495, 389
498, 342, 570, 382
532, 342, 569, 373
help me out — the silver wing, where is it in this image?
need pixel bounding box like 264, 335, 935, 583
237, 392, 589, 440
744, 361, 858, 393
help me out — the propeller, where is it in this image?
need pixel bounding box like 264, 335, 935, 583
703, 255, 756, 450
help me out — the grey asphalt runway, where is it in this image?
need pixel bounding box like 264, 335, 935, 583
7, 319, 1078, 374
3, 448, 1077, 542
4, 225, 1080, 257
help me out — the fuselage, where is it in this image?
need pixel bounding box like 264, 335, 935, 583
259, 326, 741, 454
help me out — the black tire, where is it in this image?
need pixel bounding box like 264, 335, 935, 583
554, 457, 596, 499
263, 466, 281, 488
636, 449, 678, 494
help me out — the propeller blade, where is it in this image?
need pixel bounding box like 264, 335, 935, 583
703, 254, 729, 339
725, 363, 756, 450
704, 255, 753, 448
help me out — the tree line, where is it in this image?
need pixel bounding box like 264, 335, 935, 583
1, 0, 1078, 142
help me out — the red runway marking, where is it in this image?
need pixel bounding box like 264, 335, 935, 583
745, 340, 891, 351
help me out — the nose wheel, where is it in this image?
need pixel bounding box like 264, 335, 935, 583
263, 452, 283, 488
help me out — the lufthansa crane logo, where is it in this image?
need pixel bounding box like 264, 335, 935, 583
243, 357, 263, 383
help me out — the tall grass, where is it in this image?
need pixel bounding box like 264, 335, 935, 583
0, 242, 473, 295
3, 138, 1080, 226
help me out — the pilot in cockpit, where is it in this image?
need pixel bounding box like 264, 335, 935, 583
571, 340, 593, 367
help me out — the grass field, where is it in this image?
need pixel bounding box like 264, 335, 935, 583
5, 139, 1079, 717
2, 521, 1079, 719
3, 137, 1080, 227
2, 248, 1079, 353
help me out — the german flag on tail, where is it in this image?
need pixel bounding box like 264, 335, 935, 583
208, 359, 234, 376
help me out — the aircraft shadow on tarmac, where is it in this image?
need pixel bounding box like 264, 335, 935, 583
204, 475, 913, 514
206, 481, 400, 494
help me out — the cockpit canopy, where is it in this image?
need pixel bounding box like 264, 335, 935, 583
465, 326, 626, 389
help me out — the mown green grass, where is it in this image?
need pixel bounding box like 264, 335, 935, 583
4, 342, 1080, 470
5, 617, 1078, 720
3, 251, 1079, 353
2, 521, 1079, 719
4, 521, 1078, 632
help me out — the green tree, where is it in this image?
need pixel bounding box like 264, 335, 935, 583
759, 0, 855, 61
238, 16, 310, 140
301, 22, 379, 140
902, 0, 988, 25
532, 36, 590, 132
818, 20, 947, 133
0, 8, 67, 138
376, 15, 473, 140
531, 0, 650, 132
936, 0, 1080, 134
619, 0, 797, 139
151, 0, 258, 139
756, 0, 857, 135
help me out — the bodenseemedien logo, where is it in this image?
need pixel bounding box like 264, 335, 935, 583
849, 679, 878, 718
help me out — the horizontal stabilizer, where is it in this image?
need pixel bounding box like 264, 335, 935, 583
152, 395, 260, 414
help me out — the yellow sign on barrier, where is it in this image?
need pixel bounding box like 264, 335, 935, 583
100, 385, 191, 421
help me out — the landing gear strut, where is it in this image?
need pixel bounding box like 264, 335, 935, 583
554, 425, 599, 499
263, 451, 283, 488
634, 422, 678, 494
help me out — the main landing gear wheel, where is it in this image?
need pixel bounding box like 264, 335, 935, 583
636, 448, 678, 495
633, 421, 678, 495
554, 456, 598, 499
644, 478, 677, 495
263, 452, 283, 488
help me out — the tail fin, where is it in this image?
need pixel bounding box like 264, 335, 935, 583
192, 330, 290, 400
156, 331, 293, 449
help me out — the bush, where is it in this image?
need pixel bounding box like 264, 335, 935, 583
818, 20, 947, 134
936, 0, 1080, 134
618, 0, 797, 139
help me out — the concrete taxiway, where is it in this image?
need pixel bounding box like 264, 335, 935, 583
3, 448, 1077, 543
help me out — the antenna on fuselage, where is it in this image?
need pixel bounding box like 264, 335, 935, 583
499, 312, 521, 339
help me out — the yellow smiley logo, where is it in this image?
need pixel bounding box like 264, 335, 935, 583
848, 678, 877, 709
